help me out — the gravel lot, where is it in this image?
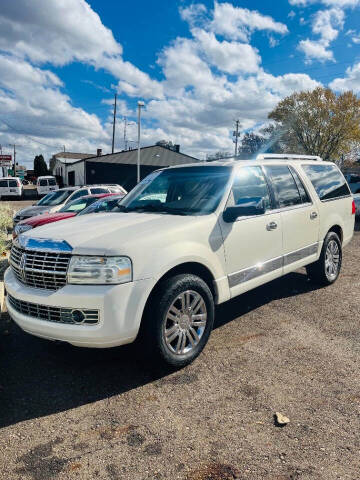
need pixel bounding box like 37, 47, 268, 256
0, 202, 359, 480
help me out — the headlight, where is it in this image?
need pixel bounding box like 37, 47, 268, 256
14, 224, 33, 235
67, 256, 132, 285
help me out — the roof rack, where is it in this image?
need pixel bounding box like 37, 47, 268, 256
256, 154, 322, 162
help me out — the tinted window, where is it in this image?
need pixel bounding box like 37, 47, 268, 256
289, 166, 311, 203
69, 189, 88, 201
8, 180, 18, 187
265, 165, 302, 208
48, 178, 56, 186
90, 187, 108, 194
0, 180, 8, 187
302, 164, 350, 201
39, 179, 47, 186
37, 189, 74, 206
230, 166, 271, 211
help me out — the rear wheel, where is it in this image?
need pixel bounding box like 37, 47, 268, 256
141, 274, 214, 368
306, 231, 342, 286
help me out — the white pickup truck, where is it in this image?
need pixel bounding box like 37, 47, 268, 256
5, 154, 355, 367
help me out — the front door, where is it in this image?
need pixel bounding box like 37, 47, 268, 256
219, 166, 283, 298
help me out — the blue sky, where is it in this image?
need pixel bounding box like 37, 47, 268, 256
0, 0, 360, 167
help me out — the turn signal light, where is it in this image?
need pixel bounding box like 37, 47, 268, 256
352, 200, 356, 215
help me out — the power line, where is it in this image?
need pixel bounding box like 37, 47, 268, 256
0, 119, 64, 149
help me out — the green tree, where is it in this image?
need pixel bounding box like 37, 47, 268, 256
268, 87, 360, 160
34, 155, 48, 176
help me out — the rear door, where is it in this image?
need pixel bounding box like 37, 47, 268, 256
0, 179, 9, 197
8, 179, 20, 197
264, 164, 320, 274
219, 165, 283, 298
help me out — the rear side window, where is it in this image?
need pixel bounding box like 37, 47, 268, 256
0, 180, 8, 187
302, 164, 350, 201
69, 189, 88, 201
230, 166, 271, 211
289, 166, 311, 203
9, 180, 18, 187
90, 187, 109, 194
264, 165, 302, 208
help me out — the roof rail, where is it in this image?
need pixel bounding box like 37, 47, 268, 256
256, 153, 322, 162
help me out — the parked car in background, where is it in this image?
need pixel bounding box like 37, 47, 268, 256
344, 173, 360, 194
77, 193, 125, 216
5, 154, 355, 367
36, 176, 58, 197
0, 177, 23, 199
13, 193, 115, 238
13, 184, 126, 225
353, 193, 360, 218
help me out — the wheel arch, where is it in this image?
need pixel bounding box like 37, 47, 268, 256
140, 261, 217, 329
327, 224, 343, 243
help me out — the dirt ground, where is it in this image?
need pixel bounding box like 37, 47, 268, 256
0, 203, 359, 480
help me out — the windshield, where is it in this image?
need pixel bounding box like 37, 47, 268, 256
78, 196, 123, 215
118, 166, 231, 215
37, 189, 74, 206
59, 196, 100, 212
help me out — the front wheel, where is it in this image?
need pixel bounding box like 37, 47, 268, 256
306, 231, 342, 286
141, 274, 214, 368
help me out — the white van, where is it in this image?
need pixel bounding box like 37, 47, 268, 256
36, 176, 58, 197
0, 177, 23, 199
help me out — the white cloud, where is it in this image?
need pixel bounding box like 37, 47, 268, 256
290, 0, 360, 5
192, 29, 261, 74
298, 7, 344, 61
0, 0, 121, 66
330, 62, 360, 91
210, 2, 288, 41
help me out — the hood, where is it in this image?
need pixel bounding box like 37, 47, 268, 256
22, 211, 214, 256
19, 211, 76, 227
14, 205, 51, 219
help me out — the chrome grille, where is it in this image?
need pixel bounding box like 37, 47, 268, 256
10, 244, 71, 290
7, 294, 99, 325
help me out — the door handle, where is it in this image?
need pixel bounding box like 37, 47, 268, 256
310, 212, 318, 220
266, 221, 278, 231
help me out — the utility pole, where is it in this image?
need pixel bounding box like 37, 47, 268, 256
123, 116, 128, 151
233, 120, 241, 156
137, 101, 145, 183
8, 144, 16, 176
111, 93, 117, 154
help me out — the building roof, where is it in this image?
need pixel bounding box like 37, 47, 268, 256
68, 145, 199, 167
52, 152, 93, 161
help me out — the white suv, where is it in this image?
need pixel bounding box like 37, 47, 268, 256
5, 155, 355, 367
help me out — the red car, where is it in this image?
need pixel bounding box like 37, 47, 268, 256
13, 193, 115, 239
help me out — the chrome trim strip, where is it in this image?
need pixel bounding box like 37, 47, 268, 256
16, 236, 73, 253
228, 242, 319, 288
228, 256, 283, 288
283, 242, 319, 267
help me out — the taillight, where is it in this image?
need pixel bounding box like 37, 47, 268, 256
352, 199, 356, 215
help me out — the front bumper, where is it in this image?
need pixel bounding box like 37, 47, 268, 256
4, 267, 153, 348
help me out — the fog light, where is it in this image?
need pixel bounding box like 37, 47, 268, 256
72, 310, 85, 324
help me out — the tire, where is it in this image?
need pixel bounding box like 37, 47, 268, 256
141, 274, 215, 368
306, 231, 342, 286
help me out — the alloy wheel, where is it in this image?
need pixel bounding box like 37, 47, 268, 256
163, 290, 207, 355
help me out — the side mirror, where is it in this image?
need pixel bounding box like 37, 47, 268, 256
223, 202, 265, 223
